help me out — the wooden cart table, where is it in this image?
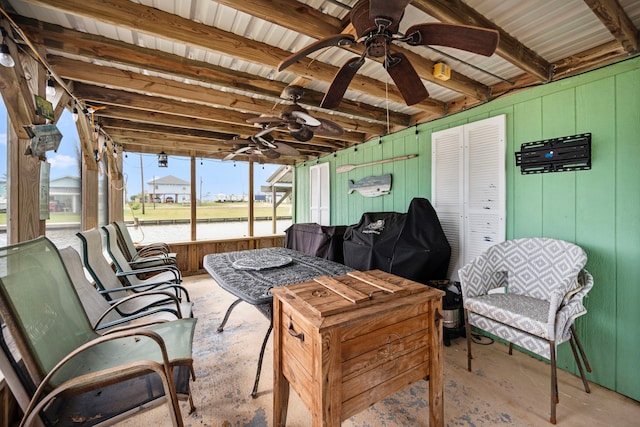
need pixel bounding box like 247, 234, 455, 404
272, 269, 445, 427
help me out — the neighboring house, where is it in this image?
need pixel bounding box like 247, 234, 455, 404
147, 175, 190, 203
49, 176, 80, 213
0, 180, 6, 212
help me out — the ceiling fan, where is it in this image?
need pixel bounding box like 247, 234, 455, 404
246, 85, 344, 142
277, 0, 500, 109
223, 126, 300, 161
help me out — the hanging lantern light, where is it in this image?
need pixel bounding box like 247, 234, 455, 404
158, 151, 168, 167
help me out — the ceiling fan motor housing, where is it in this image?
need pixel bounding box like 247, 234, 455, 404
351, 0, 403, 39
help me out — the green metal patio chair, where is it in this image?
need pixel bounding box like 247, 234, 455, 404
101, 225, 183, 285
76, 228, 188, 307
58, 246, 193, 330
0, 237, 197, 426
113, 220, 177, 266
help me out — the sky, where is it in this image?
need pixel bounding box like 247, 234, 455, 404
0, 100, 283, 199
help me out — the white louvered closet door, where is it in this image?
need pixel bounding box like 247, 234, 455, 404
432, 115, 505, 280
463, 115, 506, 264
310, 162, 330, 225
432, 126, 464, 280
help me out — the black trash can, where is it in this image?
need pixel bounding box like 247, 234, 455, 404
429, 280, 465, 346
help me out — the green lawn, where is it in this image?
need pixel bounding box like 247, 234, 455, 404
125, 201, 291, 221
0, 212, 82, 224
0, 202, 292, 224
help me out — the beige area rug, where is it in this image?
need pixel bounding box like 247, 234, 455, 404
116, 275, 639, 427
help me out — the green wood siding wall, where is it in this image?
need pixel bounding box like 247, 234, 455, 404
294, 57, 640, 401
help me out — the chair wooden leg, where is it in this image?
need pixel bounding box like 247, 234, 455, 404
569, 328, 591, 394
550, 340, 558, 425
508, 342, 513, 355
464, 309, 473, 371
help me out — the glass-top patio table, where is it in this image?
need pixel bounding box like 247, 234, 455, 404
203, 247, 353, 397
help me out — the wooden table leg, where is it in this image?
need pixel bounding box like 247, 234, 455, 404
273, 298, 290, 426
429, 300, 445, 427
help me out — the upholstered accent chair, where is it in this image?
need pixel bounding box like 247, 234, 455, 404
459, 238, 593, 424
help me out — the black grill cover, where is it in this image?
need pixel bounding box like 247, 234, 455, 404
343, 198, 451, 283
285, 223, 347, 264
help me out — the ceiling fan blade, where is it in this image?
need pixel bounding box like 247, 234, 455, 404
223, 152, 237, 161
262, 149, 281, 159
225, 144, 255, 161
254, 133, 277, 149
311, 118, 344, 137
385, 52, 429, 106
405, 23, 500, 57
290, 110, 321, 127
290, 127, 314, 142
247, 116, 284, 126
255, 126, 279, 139
273, 142, 300, 157
278, 34, 356, 72
321, 56, 365, 109
369, 0, 412, 27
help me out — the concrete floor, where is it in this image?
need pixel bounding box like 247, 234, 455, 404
116, 275, 640, 427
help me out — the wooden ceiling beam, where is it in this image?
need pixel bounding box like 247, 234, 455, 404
583, 0, 639, 54
107, 129, 330, 161
48, 55, 380, 139
552, 40, 630, 78
16, 16, 410, 127
0, 21, 38, 137
116, 139, 303, 164
99, 117, 345, 151
72, 84, 357, 150
100, 118, 236, 142
21, 0, 443, 115
93, 105, 355, 148
411, 0, 553, 82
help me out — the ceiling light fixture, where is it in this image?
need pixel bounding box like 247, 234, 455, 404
46, 77, 56, 97
0, 27, 14, 68
158, 152, 168, 168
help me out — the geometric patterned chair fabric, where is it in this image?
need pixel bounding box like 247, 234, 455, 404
459, 238, 594, 424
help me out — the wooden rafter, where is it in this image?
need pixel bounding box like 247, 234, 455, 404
21, 0, 443, 115
411, 0, 553, 82
583, 0, 639, 53
16, 16, 411, 128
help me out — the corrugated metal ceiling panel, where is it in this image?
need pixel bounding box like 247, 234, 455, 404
3, 0, 637, 155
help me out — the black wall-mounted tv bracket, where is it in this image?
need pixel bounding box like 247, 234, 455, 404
515, 133, 591, 174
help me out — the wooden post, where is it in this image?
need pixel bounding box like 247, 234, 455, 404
7, 124, 44, 243
108, 153, 124, 222
190, 155, 196, 241
82, 158, 99, 230
248, 161, 254, 237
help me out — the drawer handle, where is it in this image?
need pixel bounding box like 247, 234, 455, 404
288, 320, 304, 342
